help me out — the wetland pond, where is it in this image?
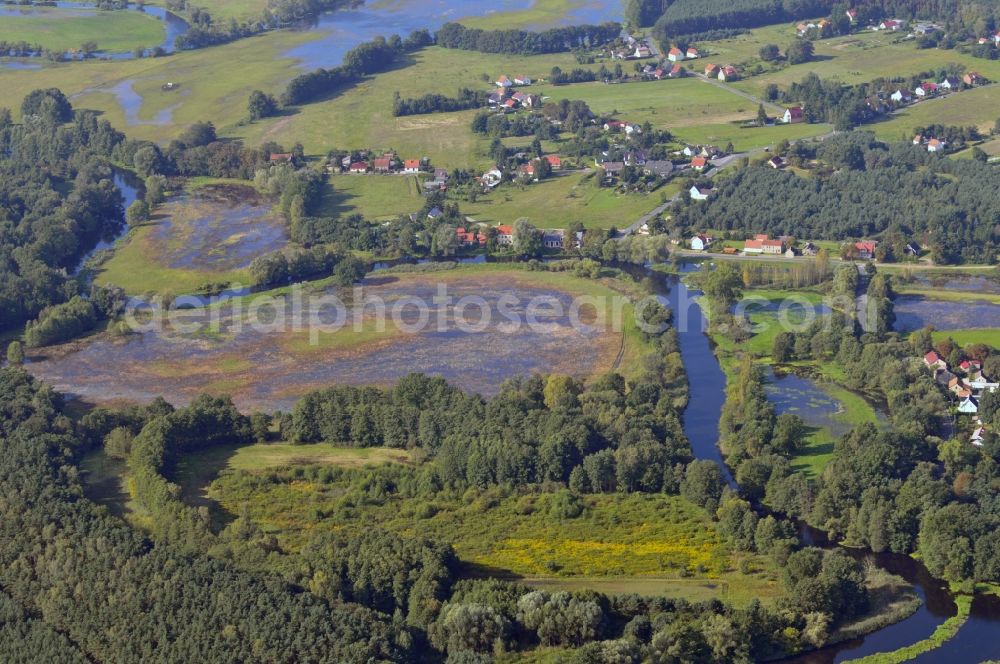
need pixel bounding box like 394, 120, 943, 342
26, 271, 622, 410
892, 295, 1000, 332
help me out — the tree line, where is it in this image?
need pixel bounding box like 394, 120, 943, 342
435, 21, 622, 55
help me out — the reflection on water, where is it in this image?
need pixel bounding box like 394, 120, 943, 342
287, 0, 623, 69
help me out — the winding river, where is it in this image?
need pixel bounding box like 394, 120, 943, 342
662, 262, 1000, 663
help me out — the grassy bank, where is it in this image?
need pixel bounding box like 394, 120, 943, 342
844, 594, 972, 664
0, 6, 165, 53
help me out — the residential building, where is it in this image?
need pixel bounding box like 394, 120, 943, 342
542, 230, 564, 249
783, 106, 804, 124
691, 155, 708, 171
667, 46, 684, 62
513, 75, 532, 85
690, 234, 713, 250
959, 397, 980, 414
704, 63, 720, 77
890, 89, 912, 103
403, 159, 421, 174
348, 161, 369, 173
689, 185, 713, 201
718, 65, 739, 81
496, 75, 512, 88
686, 47, 700, 58
854, 241, 878, 259
744, 234, 784, 254
496, 224, 515, 246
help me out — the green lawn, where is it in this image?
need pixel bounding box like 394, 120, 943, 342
457, 0, 599, 30
0, 6, 165, 53
457, 171, 664, 229
674, 119, 832, 151
320, 174, 426, 221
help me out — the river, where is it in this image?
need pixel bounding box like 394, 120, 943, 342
661, 262, 1000, 663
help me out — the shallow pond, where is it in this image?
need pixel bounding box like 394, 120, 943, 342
764, 367, 864, 442
26, 274, 620, 410
904, 272, 1000, 295
146, 187, 288, 272
892, 295, 1000, 332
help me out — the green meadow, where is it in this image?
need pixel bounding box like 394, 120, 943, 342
0, 6, 166, 53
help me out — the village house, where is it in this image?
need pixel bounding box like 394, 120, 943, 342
496, 75, 512, 88
691, 155, 708, 171
542, 230, 565, 249
959, 397, 980, 414
744, 234, 784, 255
963, 72, 982, 86
373, 157, 394, 173
513, 75, 532, 85
644, 160, 674, 177
801, 242, 818, 256
854, 241, 878, 259
784, 247, 798, 258
269, 153, 293, 164
960, 359, 983, 374
783, 106, 804, 124
878, 19, 905, 30
517, 162, 538, 181
496, 225, 515, 246
427, 207, 443, 221
668, 63, 684, 78
768, 156, 786, 169
940, 76, 960, 90
348, 161, 369, 173
718, 65, 739, 82
904, 242, 921, 257
686, 47, 700, 59
667, 46, 685, 62
690, 234, 713, 250
915, 81, 938, 97
846, 8, 858, 22
690, 185, 713, 201
890, 89, 912, 103
402, 159, 421, 174
600, 161, 625, 178
634, 44, 652, 59
927, 138, 947, 152
704, 63, 721, 78
455, 228, 487, 246
543, 155, 562, 170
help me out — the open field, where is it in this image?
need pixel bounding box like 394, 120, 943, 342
27, 265, 638, 409
870, 85, 1000, 142
931, 328, 1000, 348
321, 174, 426, 221
0, 6, 165, 53
457, 0, 616, 30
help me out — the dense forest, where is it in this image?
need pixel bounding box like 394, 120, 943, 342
651, 0, 835, 40
673, 133, 1000, 264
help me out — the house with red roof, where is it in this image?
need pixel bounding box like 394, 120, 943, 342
691, 155, 708, 171
924, 350, 947, 370
543, 155, 562, 169
783, 106, 804, 124
704, 63, 720, 77
373, 157, 393, 173
669, 63, 684, 78
403, 159, 421, 173
744, 235, 785, 255
963, 72, 982, 86
667, 46, 685, 62
854, 241, 878, 259
960, 359, 983, 373
915, 81, 938, 97
496, 225, 515, 246
686, 47, 700, 59
496, 75, 512, 87
269, 153, 293, 163
718, 65, 739, 81
348, 161, 369, 173
456, 228, 487, 246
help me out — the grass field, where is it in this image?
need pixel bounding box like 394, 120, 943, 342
458, 171, 663, 229
320, 174, 426, 220
870, 85, 1000, 142
457, 0, 602, 30
0, 6, 166, 53
931, 328, 1000, 348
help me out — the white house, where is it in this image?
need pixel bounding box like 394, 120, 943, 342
783, 106, 804, 124
890, 89, 912, 103
959, 397, 980, 414
513, 75, 532, 85
481, 169, 503, 188
690, 185, 713, 201
496, 75, 512, 88
690, 234, 713, 250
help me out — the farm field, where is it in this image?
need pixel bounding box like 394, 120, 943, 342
457, 0, 617, 30
0, 6, 166, 53
931, 328, 1000, 348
